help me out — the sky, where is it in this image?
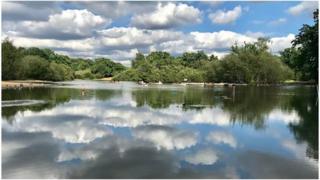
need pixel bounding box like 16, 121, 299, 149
2, 1, 318, 65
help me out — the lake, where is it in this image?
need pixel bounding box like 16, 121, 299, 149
2, 80, 318, 178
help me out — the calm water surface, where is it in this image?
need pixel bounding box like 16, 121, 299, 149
2, 80, 318, 178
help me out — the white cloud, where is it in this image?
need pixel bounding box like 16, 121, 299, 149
185, 148, 218, 165
131, 2, 202, 29
104, 49, 139, 61
206, 131, 237, 148
268, 34, 295, 53
191, 30, 256, 49
49, 9, 108, 35
97, 27, 183, 48
287, 1, 318, 16
6, 9, 109, 40
4, 35, 95, 52
209, 6, 242, 24
132, 126, 198, 150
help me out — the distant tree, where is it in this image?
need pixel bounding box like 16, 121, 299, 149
132, 52, 145, 68
91, 58, 126, 78
181, 51, 208, 68
20, 55, 50, 80
220, 38, 293, 83
113, 68, 142, 81
280, 47, 302, 79
209, 54, 219, 61
216, 54, 251, 83
2, 38, 21, 80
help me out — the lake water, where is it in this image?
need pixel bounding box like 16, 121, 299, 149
2, 80, 318, 178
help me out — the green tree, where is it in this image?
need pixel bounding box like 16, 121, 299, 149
132, 52, 145, 68
20, 55, 50, 80
91, 58, 126, 78
216, 54, 251, 83
292, 9, 318, 82
280, 47, 302, 79
113, 68, 142, 81
181, 51, 208, 68
2, 38, 22, 80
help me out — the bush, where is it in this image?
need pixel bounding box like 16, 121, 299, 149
20, 55, 50, 80
177, 68, 205, 82
216, 54, 251, 83
75, 69, 95, 79
113, 69, 142, 81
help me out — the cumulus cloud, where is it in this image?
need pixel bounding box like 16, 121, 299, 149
287, 1, 318, 16
209, 6, 242, 24
6, 9, 109, 40
132, 125, 198, 150
131, 2, 202, 29
206, 131, 237, 148
268, 34, 295, 54
5, 35, 96, 52
190, 30, 255, 49
73, 1, 157, 19
97, 27, 183, 49
184, 148, 218, 165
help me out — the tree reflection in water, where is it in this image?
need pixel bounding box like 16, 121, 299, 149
1, 82, 318, 178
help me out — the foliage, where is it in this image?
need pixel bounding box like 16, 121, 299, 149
113, 69, 142, 81
181, 51, 208, 68
91, 58, 126, 78
2, 38, 22, 80
281, 9, 318, 82
75, 69, 95, 79
115, 37, 294, 84
215, 54, 251, 83
1, 40, 126, 81
20, 55, 50, 80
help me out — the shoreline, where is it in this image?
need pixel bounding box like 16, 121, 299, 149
2, 80, 59, 89
2, 80, 317, 89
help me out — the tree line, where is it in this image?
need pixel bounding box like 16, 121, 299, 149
2, 40, 126, 81
114, 38, 294, 84
2, 9, 318, 84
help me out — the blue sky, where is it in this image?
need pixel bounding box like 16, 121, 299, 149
2, 1, 318, 65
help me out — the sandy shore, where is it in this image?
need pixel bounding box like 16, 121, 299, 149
2, 80, 57, 89
96, 77, 113, 81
